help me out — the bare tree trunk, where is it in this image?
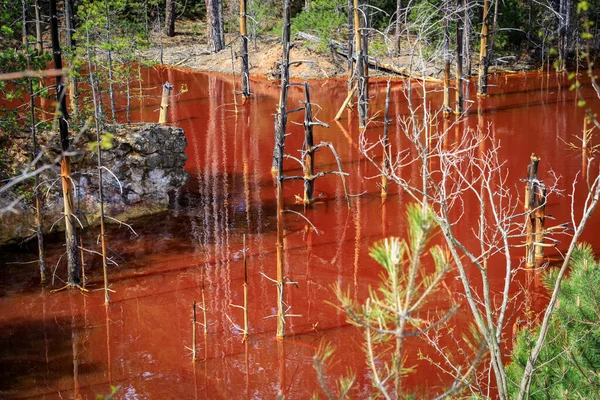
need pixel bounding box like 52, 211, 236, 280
50, 0, 81, 286
526, 0, 531, 51
219, 0, 225, 46
242, 234, 249, 338
192, 301, 197, 361
126, 63, 131, 124
303, 83, 315, 205
34, 0, 42, 54
463, 0, 471, 76
362, 12, 369, 101
443, 0, 451, 113
455, 0, 464, 115
558, 0, 571, 71
159, 82, 173, 124
381, 81, 391, 198
22, 0, 28, 52
105, 1, 117, 123
85, 20, 110, 304
157, 4, 164, 64
207, 0, 225, 52
354, 0, 367, 128
23, 0, 46, 283
395, 0, 402, 54
240, 0, 250, 97
347, 0, 354, 106
165, 0, 176, 37
64, 0, 78, 117
272, 0, 291, 172
477, 0, 491, 96
273, 0, 293, 338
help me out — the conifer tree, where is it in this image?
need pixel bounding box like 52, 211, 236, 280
507, 243, 600, 398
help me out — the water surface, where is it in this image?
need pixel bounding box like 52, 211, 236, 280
1, 68, 599, 399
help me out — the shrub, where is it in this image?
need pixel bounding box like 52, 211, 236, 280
507, 243, 600, 398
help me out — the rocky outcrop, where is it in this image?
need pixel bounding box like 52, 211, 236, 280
0, 124, 189, 244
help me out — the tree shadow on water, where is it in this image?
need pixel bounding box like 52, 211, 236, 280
0, 316, 102, 398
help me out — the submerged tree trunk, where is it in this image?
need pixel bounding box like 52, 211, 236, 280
303, 82, 315, 204
477, 0, 491, 96
50, 0, 81, 286
84, 17, 111, 302
381, 81, 391, 198
165, 0, 176, 37
207, 0, 225, 52
240, 0, 250, 97
273, 0, 293, 338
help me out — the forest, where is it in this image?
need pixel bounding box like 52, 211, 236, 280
1, 0, 600, 398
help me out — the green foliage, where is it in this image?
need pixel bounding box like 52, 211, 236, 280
312, 342, 356, 399
87, 132, 114, 152
96, 385, 120, 400
249, 0, 282, 36
507, 243, 600, 398
291, 0, 346, 49
0, 25, 13, 37
333, 203, 453, 396
0, 0, 21, 41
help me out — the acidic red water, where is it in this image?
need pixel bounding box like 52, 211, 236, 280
1, 68, 599, 399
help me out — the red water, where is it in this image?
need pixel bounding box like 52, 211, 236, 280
1, 68, 600, 399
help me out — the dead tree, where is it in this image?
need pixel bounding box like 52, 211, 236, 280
165, 0, 176, 37
21, 1, 28, 51
347, 0, 354, 104
226, 234, 249, 338
443, 0, 451, 114
85, 22, 111, 303
50, 0, 81, 286
558, 0, 571, 71
271, 0, 292, 172
159, 82, 173, 124
455, 0, 464, 115
477, 0, 491, 96
354, 0, 367, 129
265, 0, 304, 338
283, 83, 351, 207
64, 0, 78, 117
22, 0, 46, 283
382, 81, 391, 198
395, 0, 402, 54
239, 0, 251, 98
362, 15, 369, 102
34, 0, 43, 54
105, 1, 117, 122
463, 0, 471, 77
192, 301, 197, 361
302, 85, 317, 204
523, 155, 547, 266
206, 0, 225, 52
200, 277, 208, 335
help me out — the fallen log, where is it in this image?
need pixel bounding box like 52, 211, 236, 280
297, 31, 443, 83
334, 83, 358, 120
